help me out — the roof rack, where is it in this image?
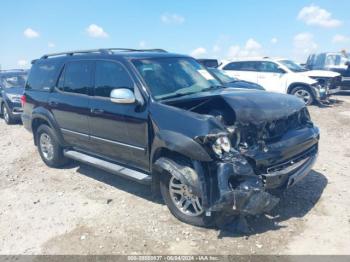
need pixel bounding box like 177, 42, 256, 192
0, 69, 27, 73
40, 48, 167, 59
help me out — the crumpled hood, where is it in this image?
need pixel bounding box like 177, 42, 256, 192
299, 70, 340, 78
220, 89, 305, 124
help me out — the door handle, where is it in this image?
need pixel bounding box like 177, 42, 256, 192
48, 100, 59, 107
91, 108, 104, 114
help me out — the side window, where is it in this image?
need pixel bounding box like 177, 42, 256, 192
240, 61, 259, 71
26, 61, 61, 91
94, 61, 133, 98
257, 62, 280, 73
61, 61, 93, 95
223, 62, 241, 71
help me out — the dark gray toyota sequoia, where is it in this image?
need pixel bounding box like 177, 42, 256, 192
22, 48, 319, 227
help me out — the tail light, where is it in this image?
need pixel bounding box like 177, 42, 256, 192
20, 95, 26, 107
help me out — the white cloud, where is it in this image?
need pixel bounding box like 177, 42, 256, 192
245, 38, 261, 50
293, 33, 318, 60
161, 13, 185, 24
332, 34, 350, 44
86, 24, 109, 38
212, 45, 220, 53
227, 38, 262, 59
297, 5, 342, 28
48, 42, 55, 48
23, 28, 39, 38
17, 60, 28, 67
139, 40, 146, 48
190, 47, 207, 57
271, 37, 278, 44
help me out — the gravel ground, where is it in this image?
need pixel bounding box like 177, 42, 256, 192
0, 94, 349, 255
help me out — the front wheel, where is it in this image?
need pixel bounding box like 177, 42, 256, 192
160, 168, 215, 227
291, 86, 314, 105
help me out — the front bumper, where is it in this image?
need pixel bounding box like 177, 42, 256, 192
208, 126, 319, 215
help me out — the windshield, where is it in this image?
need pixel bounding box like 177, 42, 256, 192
279, 60, 306, 72
1, 74, 27, 89
132, 57, 221, 100
208, 68, 236, 84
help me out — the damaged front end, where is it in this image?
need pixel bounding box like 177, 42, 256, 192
155, 92, 319, 217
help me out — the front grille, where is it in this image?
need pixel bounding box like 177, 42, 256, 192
266, 145, 317, 174
264, 109, 309, 142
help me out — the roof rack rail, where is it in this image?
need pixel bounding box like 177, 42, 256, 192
40, 48, 168, 59
0, 69, 27, 73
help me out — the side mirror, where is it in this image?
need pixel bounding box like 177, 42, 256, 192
345, 61, 350, 67
110, 88, 136, 104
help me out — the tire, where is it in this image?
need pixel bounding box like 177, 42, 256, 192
36, 125, 69, 168
2, 103, 15, 125
160, 167, 215, 227
291, 86, 314, 105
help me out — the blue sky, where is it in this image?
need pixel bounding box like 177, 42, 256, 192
1, 0, 350, 69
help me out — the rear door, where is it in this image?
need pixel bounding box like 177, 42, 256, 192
222, 61, 258, 83
89, 60, 149, 171
49, 60, 93, 150
256, 61, 287, 93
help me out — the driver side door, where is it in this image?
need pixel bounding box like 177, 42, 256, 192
256, 61, 287, 93
88, 60, 149, 171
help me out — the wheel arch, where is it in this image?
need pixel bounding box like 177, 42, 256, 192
287, 82, 313, 94
31, 107, 65, 146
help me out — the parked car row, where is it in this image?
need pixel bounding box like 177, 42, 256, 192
0, 48, 319, 229
199, 57, 344, 105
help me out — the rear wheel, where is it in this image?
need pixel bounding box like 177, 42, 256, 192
160, 164, 215, 227
2, 104, 14, 125
36, 125, 69, 168
291, 86, 314, 105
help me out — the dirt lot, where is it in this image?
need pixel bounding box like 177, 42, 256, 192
0, 94, 350, 255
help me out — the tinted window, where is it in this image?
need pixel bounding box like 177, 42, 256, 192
240, 61, 259, 71
223, 62, 242, 71
61, 61, 93, 95
1, 73, 27, 89
224, 61, 259, 71
257, 61, 280, 73
94, 61, 133, 98
26, 61, 60, 91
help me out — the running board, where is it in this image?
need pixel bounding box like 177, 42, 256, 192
64, 150, 151, 184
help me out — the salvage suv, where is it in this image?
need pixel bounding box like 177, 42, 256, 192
22, 49, 319, 227
220, 58, 340, 105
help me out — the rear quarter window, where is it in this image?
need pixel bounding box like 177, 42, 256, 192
26, 61, 62, 91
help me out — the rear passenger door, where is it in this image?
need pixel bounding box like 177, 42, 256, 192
222, 61, 258, 83
49, 60, 93, 150
89, 60, 149, 171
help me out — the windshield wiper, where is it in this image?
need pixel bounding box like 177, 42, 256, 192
160, 91, 200, 100
201, 85, 225, 92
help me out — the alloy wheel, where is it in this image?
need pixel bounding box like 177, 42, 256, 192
39, 133, 54, 161
294, 89, 311, 105
169, 176, 204, 217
